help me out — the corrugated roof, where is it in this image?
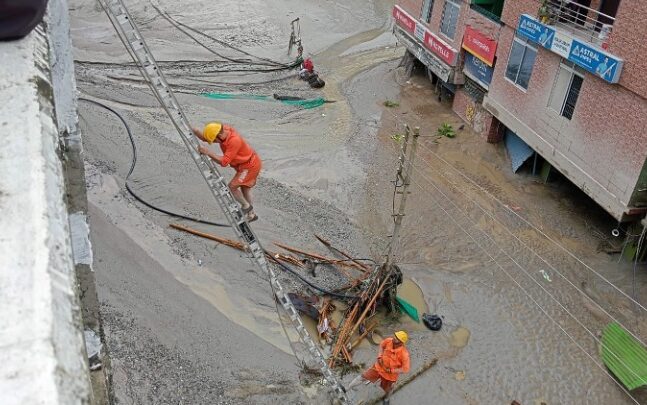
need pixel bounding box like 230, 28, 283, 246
600, 322, 647, 390
504, 130, 534, 173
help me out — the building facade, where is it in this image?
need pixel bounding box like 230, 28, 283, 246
392, 0, 647, 222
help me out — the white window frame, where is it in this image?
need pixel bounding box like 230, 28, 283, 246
420, 0, 435, 23
548, 60, 585, 120
440, 0, 461, 40
504, 36, 538, 91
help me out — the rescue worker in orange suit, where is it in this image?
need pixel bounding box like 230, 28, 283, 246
299, 57, 314, 79
348, 330, 410, 403
192, 122, 262, 222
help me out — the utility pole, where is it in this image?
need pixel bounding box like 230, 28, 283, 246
384, 125, 420, 269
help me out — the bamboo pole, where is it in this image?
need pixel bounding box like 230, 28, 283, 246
345, 275, 389, 340
170, 223, 306, 267
348, 321, 378, 352
274, 242, 366, 270
171, 223, 244, 249
314, 234, 371, 273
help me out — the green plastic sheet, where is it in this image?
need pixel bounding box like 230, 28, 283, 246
201, 92, 325, 109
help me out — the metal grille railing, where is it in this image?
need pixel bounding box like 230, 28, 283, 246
544, 0, 616, 44
470, 3, 502, 24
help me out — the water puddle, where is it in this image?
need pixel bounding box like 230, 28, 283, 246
300, 278, 430, 349
449, 326, 471, 348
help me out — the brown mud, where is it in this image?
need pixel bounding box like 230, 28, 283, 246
71, 0, 647, 404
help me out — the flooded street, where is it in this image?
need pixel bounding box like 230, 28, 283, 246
70, 0, 647, 403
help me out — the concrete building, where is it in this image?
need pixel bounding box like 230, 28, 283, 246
0, 1, 105, 403
392, 0, 647, 223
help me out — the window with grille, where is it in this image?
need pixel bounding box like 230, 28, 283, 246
548, 61, 584, 120
505, 36, 537, 90
464, 77, 486, 103
420, 0, 435, 23
440, 0, 460, 39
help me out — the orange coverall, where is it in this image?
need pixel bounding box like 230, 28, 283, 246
217, 125, 262, 188
362, 337, 410, 392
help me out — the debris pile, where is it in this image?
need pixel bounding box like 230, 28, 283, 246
170, 223, 410, 370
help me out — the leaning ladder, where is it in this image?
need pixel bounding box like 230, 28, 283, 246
96, 0, 348, 402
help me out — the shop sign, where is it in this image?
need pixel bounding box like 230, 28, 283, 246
569, 39, 621, 82
462, 26, 497, 66
463, 53, 494, 88
518, 14, 555, 48
393, 26, 452, 82
392, 5, 415, 35
516, 14, 623, 83
393, 5, 458, 66
551, 30, 572, 59
423, 30, 458, 65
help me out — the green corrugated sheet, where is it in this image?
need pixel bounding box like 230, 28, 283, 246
396, 296, 419, 323
600, 322, 647, 390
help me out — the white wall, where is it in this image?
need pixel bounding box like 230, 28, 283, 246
0, 6, 92, 405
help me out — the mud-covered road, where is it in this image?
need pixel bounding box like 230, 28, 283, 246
71, 0, 647, 404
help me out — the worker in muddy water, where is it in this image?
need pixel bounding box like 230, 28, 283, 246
347, 330, 410, 404
192, 122, 262, 222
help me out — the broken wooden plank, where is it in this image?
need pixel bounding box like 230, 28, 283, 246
170, 223, 244, 249
314, 234, 371, 273
274, 242, 366, 270
367, 358, 439, 404
348, 320, 379, 352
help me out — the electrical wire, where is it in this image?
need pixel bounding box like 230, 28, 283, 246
79, 97, 230, 227
410, 139, 647, 347
150, 1, 297, 70
633, 227, 647, 301
384, 110, 647, 349
272, 259, 359, 300
404, 173, 642, 404
381, 114, 643, 401
78, 99, 367, 298
383, 104, 647, 323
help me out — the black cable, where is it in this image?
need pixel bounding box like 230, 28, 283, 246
272, 259, 359, 299
151, 3, 298, 70
79, 97, 230, 227
81, 98, 363, 299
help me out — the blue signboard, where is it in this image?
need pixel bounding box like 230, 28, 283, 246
463, 53, 494, 87
569, 39, 621, 82
515, 14, 623, 83
517, 14, 555, 48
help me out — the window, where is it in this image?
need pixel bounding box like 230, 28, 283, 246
505, 36, 537, 90
548, 61, 584, 120
440, 0, 460, 39
464, 77, 486, 103
420, 0, 435, 23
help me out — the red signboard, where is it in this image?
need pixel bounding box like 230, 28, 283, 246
462, 26, 497, 66
423, 30, 457, 66
392, 5, 415, 35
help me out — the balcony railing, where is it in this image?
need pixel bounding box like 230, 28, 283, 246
542, 0, 616, 45
470, 3, 502, 24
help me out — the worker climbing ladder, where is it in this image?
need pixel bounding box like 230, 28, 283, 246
96, 0, 348, 402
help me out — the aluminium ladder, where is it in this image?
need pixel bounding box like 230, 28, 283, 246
96, 0, 348, 402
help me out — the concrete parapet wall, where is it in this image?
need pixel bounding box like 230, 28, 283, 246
0, 12, 92, 405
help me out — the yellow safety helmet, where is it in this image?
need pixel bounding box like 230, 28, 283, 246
203, 122, 223, 143
394, 330, 408, 344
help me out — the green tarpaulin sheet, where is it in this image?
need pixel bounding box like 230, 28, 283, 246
601, 322, 647, 390
396, 296, 419, 323
201, 92, 325, 109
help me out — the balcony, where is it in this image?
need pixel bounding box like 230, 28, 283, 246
470, 0, 505, 23
540, 0, 618, 46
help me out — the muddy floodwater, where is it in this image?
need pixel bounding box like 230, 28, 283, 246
71, 0, 647, 404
